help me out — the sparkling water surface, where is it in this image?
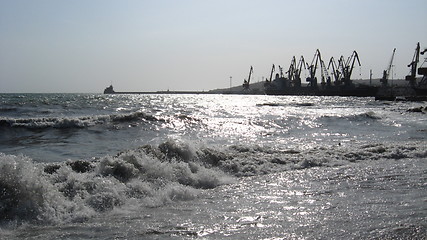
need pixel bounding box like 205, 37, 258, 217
0, 93, 426, 239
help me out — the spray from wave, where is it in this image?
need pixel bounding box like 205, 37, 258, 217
1, 137, 426, 226
0, 138, 234, 224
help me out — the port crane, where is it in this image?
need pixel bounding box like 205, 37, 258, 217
269, 64, 276, 82
243, 66, 253, 90
294, 56, 306, 87
306, 49, 322, 88
286, 56, 306, 87
341, 51, 361, 86
287, 56, 297, 83
328, 57, 342, 86
381, 48, 396, 86
418, 47, 427, 87
405, 42, 420, 87
320, 59, 331, 87
278, 65, 284, 78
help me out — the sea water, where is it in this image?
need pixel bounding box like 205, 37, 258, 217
0, 93, 426, 239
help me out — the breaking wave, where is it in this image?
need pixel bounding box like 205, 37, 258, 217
0, 111, 163, 130
0, 139, 233, 224
1, 138, 426, 225
320, 111, 381, 122
348, 111, 381, 120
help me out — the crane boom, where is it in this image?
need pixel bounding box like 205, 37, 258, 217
405, 42, 420, 86
242, 66, 253, 89
248, 65, 253, 83
306, 49, 322, 88
348, 51, 361, 78
269, 64, 275, 82
287, 56, 297, 81
296, 56, 306, 79
307, 49, 321, 79
381, 48, 396, 86
328, 57, 342, 85
342, 51, 361, 86
290, 56, 305, 87
278, 65, 284, 78
320, 59, 330, 86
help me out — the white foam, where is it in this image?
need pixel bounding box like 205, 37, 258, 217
1, 138, 426, 226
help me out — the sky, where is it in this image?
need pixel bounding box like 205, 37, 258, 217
1, 0, 426, 93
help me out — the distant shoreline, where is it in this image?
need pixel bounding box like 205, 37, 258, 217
107, 90, 211, 95
102, 78, 423, 96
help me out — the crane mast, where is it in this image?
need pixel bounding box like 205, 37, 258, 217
418, 48, 427, 87
306, 49, 322, 88
320, 59, 330, 87
294, 56, 306, 87
287, 57, 297, 82
405, 42, 420, 87
278, 65, 284, 78
243, 66, 253, 90
328, 57, 342, 85
269, 64, 276, 82
342, 51, 361, 86
381, 48, 396, 86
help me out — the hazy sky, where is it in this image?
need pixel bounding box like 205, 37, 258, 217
1, 0, 426, 93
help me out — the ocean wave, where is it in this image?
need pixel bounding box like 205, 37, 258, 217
110, 111, 162, 123
1, 139, 426, 225
0, 139, 234, 224
0, 117, 93, 129
407, 106, 427, 113
256, 102, 315, 107
320, 111, 381, 122
0, 107, 17, 113
0, 111, 163, 130
350, 111, 381, 120
256, 102, 283, 107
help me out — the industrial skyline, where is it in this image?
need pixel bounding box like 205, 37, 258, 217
1, 0, 426, 93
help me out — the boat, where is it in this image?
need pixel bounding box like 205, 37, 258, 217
103, 85, 115, 94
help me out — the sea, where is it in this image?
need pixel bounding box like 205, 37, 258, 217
0, 93, 426, 239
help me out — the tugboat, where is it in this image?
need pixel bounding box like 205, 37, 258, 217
103, 85, 115, 94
